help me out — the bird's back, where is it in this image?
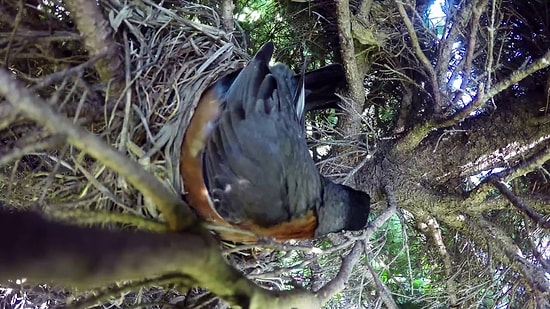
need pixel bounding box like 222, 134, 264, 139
203, 42, 323, 227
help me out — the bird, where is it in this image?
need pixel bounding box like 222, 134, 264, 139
180, 42, 370, 242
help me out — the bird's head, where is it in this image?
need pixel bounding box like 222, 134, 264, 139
314, 179, 371, 238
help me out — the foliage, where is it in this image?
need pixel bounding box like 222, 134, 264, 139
234, 0, 338, 69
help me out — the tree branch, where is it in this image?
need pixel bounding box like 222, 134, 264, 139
426, 217, 458, 306
335, 0, 365, 168
484, 49, 550, 101
358, 0, 373, 19
0, 210, 326, 309
2, 0, 24, 67
452, 0, 489, 101
507, 143, 550, 182
435, 0, 472, 96
316, 242, 362, 302
444, 49, 550, 125
0, 210, 213, 290
371, 184, 405, 308
64, 0, 123, 87
365, 258, 399, 309
489, 176, 550, 229
395, 0, 442, 113
475, 216, 550, 295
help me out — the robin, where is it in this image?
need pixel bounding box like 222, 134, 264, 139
180, 42, 370, 242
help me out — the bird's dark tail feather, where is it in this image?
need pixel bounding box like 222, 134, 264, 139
303, 63, 346, 113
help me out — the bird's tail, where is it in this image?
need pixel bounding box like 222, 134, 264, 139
303, 63, 346, 113
225, 42, 346, 119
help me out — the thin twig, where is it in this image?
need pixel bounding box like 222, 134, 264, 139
30, 53, 107, 90
0, 135, 64, 167
3, 0, 24, 67
444, 49, 550, 125
316, 242, 362, 302
365, 257, 399, 309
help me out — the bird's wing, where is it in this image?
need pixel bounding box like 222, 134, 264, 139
203, 42, 322, 227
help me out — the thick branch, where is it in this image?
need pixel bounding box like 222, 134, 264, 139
336, 0, 363, 105
0, 210, 325, 309
335, 0, 364, 157
484, 49, 550, 101
406, 98, 550, 181
0, 211, 214, 290
64, 0, 123, 87
470, 193, 549, 216
0, 68, 190, 231
475, 216, 550, 295
395, 121, 435, 153
358, 0, 373, 19
507, 143, 550, 182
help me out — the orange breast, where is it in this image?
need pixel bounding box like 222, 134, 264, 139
238, 210, 317, 240
211, 211, 317, 243
180, 88, 226, 224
